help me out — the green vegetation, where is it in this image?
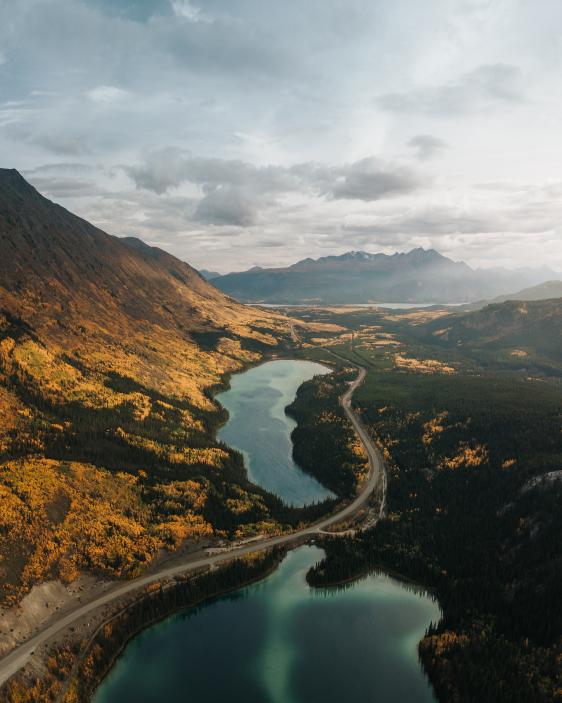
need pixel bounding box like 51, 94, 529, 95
289, 302, 562, 702
286, 367, 368, 497
417, 298, 562, 376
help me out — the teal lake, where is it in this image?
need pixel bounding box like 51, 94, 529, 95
94, 546, 439, 703
216, 359, 334, 506
94, 359, 440, 703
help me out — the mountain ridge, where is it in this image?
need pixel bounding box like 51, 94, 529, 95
212, 248, 559, 304
460, 279, 562, 311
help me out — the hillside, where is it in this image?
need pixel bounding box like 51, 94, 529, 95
212, 249, 558, 304
461, 280, 562, 311
0, 169, 296, 605
421, 298, 562, 374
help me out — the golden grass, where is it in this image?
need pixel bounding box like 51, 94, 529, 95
395, 354, 455, 375
0, 298, 300, 603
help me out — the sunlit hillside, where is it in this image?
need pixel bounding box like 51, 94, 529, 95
0, 169, 296, 604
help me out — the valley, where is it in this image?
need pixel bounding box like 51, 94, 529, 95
0, 352, 384, 702
0, 172, 560, 702
3, 3, 562, 701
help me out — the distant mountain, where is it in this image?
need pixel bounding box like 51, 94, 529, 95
212, 249, 559, 304
461, 280, 562, 311
199, 269, 221, 280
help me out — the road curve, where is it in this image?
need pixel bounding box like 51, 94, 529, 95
0, 358, 385, 687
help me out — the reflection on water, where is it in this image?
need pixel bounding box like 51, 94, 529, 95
216, 360, 334, 506
95, 546, 439, 703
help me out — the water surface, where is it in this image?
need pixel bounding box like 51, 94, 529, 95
255, 302, 466, 309
216, 359, 334, 506
94, 546, 439, 703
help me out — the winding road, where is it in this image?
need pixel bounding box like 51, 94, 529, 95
0, 358, 386, 688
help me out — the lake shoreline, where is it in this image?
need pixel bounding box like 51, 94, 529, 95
93, 545, 440, 703
88, 540, 441, 702
215, 357, 335, 506
92, 357, 437, 703
85, 544, 286, 703
88, 357, 337, 700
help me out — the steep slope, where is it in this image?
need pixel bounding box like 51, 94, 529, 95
212, 248, 558, 304
198, 269, 221, 280
0, 169, 295, 604
0, 171, 281, 349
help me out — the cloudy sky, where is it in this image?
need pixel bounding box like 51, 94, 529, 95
1, 0, 561, 273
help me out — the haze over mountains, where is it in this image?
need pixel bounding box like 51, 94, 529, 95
461, 280, 562, 311
199, 270, 221, 281
211, 249, 560, 305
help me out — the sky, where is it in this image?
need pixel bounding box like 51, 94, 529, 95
1, 0, 561, 273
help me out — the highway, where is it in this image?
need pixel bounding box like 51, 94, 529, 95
0, 358, 386, 688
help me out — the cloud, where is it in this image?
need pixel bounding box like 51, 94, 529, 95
127, 148, 306, 195
6, 123, 90, 156
86, 85, 130, 103
23, 162, 110, 198
342, 201, 558, 241
407, 135, 449, 161
26, 162, 94, 175
128, 150, 420, 198
376, 63, 524, 115
2, 0, 561, 272
170, 1, 209, 22
25, 177, 100, 197
194, 186, 257, 226
126, 150, 423, 226
330, 157, 421, 201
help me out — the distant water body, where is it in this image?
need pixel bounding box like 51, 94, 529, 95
253, 302, 466, 310
216, 359, 333, 506
94, 546, 440, 703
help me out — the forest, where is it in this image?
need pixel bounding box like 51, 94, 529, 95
286, 366, 368, 497
0, 310, 333, 605
287, 303, 562, 702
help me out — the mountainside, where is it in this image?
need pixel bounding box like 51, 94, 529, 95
420, 298, 562, 374
198, 269, 221, 280
0, 169, 295, 605
212, 249, 558, 304
0, 170, 282, 360
461, 280, 562, 311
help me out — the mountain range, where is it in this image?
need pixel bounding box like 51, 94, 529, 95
211, 249, 560, 304
0, 170, 286, 356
